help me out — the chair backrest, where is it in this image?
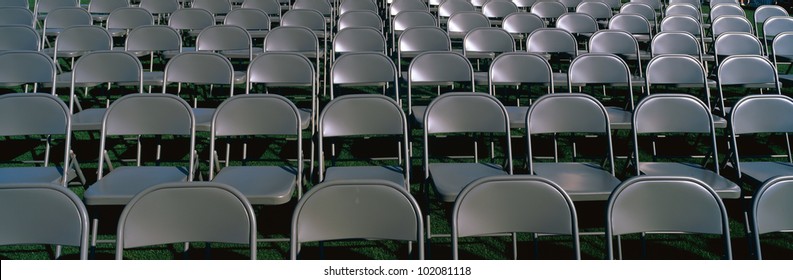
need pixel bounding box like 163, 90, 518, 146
399, 26, 451, 54
163, 52, 234, 89
447, 11, 491, 35
35, 0, 79, 16
192, 0, 232, 15
489, 52, 553, 93
98, 94, 195, 180
247, 52, 315, 92
608, 13, 651, 37
651, 32, 702, 59
107, 7, 154, 30
332, 26, 387, 55
620, 3, 656, 24
290, 180, 423, 259
319, 94, 406, 138
710, 3, 745, 20
0, 0, 27, 8
224, 8, 271, 31
392, 10, 436, 34
0, 183, 89, 260
241, 0, 281, 18
438, 0, 475, 18
606, 176, 732, 259
576, 1, 612, 21
292, 0, 333, 17
631, 0, 661, 10
482, 1, 519, 19
772, 31, 793, 62
0, 25, 40, 51
645, 54, 708, 88
330, 52, 398, 99
763, 16, 793, 43
717, 55, 780, 90
451, 175, 579, 259
407, 51, 474, 113
88, 0, 129, 14
659, 14, 704, 39
125, 25, 182, 52
389, 0, 429, 17
709, 0, 739, 7
168, 8, 215, 31
567, 53, 633, 96
531, 1, 567, 20
754, 5, 788, 35
588, 29, 640, 57
714, 32, 763, 64
42, 7, 92, 47
71, 51, 143, 105
730, 95, 793, 136
139, 0, 179, 15
502, 12, 545, 36
556, 12, 599, 35
462, 27, 515, 57
196, 24, 253, 60
116, 182, 256, 259
338, 10, 382, 31
0, 51, 55, 93
0, 7, 35, 26
263, 26, 319, 54
281, 9, 326, 33
513, 0, 538, 9
665, 3, 701, 19
751, 176, 793, 259
525, 28, 578, 56
53, 25, 114, 62
339, 0, 378, 15
711, 15, 754, 38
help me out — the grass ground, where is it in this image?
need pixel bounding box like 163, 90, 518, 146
3, 1, 792, 260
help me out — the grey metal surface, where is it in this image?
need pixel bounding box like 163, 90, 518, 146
489, 52, 553, 128
717, 55, 780, 88
462, 27, 515, 59
164, 52, 234, 86
331, 52, 397, 99
52, 25, 113, 62
446, 11, 490, 39
751, 176, 793, 259
407, 51, 474, 117
333, 27, 386, 55
125, 25, 182, 52
482, 1, 518, 19
139, 0, 179, 15
428, 162, 508, 202
224, 8, 271, 38
0, 7, 35, 26
557, 13, 599, 37
606, 176, 732, 259
290, 180, 423, 259
651, 31, 702, 59
711, 16, 754, 39
525, 28, 578, 57
451, 175, 579, 259
168, 8, 214, 32
0, 183, 89, 260
106, 7, 154, 37
438, 0, 475, 18
196, 25, 254, 60
502, 12, 545, 37
608, 13, 652, 42
338, 11, 382, 31
531, 1, 566, 20
116, 182, 256, 259
263, 26, 319, 53
763, 16, 793, 43
0, 51, 55, 89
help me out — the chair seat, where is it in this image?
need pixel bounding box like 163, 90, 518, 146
532, 162, 620, 201
212, 166, 297, 205
506, 106, 529, 129
71, 108, 106, 131
193, 108, 216, 132
639, 162, 741, 199
84, 166, 190, 205
324, 166, 406, 188
429, 162, 508, 202
736, 161, 793, 186
0, 166, 71, 184
606, 106, 632, 130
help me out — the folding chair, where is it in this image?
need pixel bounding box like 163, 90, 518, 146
750, 176, 793, 259
0, 25, 40, 51
488, 52, 553, 129
163, 52, 235, 132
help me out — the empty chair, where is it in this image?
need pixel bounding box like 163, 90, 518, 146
751, 176, 793, 259
531, 1, 567, 25
34, 0, 80, 21
608, 13, 652, 43
754, 5, 789, 41
83, 94, 196, 248
526, 93, 620, 202
115, 182, 256, 259
69, 51, 143, 132
290, 180, 423, 259
762, 16, 793, 52
501, 12, 545, 49
711, 15, 754, 43
606, 176, 732, 259
318, 95, 410, 188
195, 25, 255, 76
0, 25, 40, 51
247, 52, 316, 131
452, 175, 580, 260
0, 183, 89, 260
40, 7, 92, 49
223, 8, 271, 39
51, 25, 113, 70
462, 27, 515, 63
729, 95, 793, 186
576, 1, 612, 27
124, 25, 182, 90
331, 27, 387, 59
241, 0, 282, 24
390, 10, 436, 54
716, 55, 781, 117
567, 53, 635, 130
397, 26, 451, 75
0, 6, 35, 26
588, 30, 646, 83
658, 15, 710, 60
338, 10, 383, 31
407, 51, 474, 126
773, 32, 793, 86
438, 0, 476, 24
192, 0, 232, 23
0, 51, 54, 93
0, 93, 76, 186
0, 0, 27, 7
713, 32, 763, 65
446, 11, 491, 40
388, 0, 430, 24
338, 0, 378, 15
525, 28, 578, 85
709, 3, 745, 21
489, 52, 554, 128
632, 94, 741, 199
209, 95, 303, 207
651, 31, 706, 63
619, 2, 657, 31
280, 10, 329, 92
106, 7, 154, 37
168, 8, 215, 38
423, 92, 513, 205
482, 0, 519, 24
139, 0, 179, 23
330, 52, 398, 100
263, 26, 322, 95
87, 0, 129, 22
513, 0, 538, 10
163, 52, 235, 132
556, 12, 599, 47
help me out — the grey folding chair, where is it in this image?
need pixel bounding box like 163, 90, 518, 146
331, 26, 387, 61
281, 9, 329, 57
576, 1, 611, 28
0, 6, 35, 26
192, 0, 233, 23
606, 176, 732, 260
388, 0, 430, 26
163, 52, 235, 132
271, 15, 327, 94
209, 94, 303, 206
644, 54, 724, 127
755, 5, 789, 44
106, 7, 154, 38
482, 0, 519, 25
530, 1, 567, 26
168, 7, 215, 39
0, 51, 54, 93
0, 0, 27, 8
438, 0, 476, 25
424, 93, 512, 240
330, 52, 398, 101
619, 3, 657, 32
40, 7, 92, 51
397, 26, 451, 76
223, 8, 271, 39
390, 10, 436, 55
452, 175, 580, 260
729, 95, 793, 187
87, 0, 129, 23
608, 13, 652, 44
84, 94, 196, 249
318, 94, 410, 188
762, 16, 793, 53
525, 28, 577, 86
559, 0, 583, 11
34, 0, 80, 22
658, 15, 711, 61
407, 51, 474, 127
0, 183, 89, 260
195, 25, 253, 85
139, 0, 179, 24
247, 52, 316, 132
115, 182, 256, 260
51, 26, 114, 86
446, 11, 490, 40
709, 3, 745, 22
711, 15, 754, 48
716, 55, 781, 117
526, 93, 619, 202
751, 176, 793, 259
462, 27, 515, 75
773, 32, 793, 87
241, 0, 282, 24
501, 12, 545, 49
124, 25, 183, 90
588, 29, 646, 84
0, 25, 40, 51
632, 94, 741, 199
290, 180, 423, 259
338, 0, 378, 16
0, 93, 77, 187
512, 0, 538, 10
337, 10, 383, 31
567, 53, 634, 130
69, 51, 143, 132
556, 12, 599, 48
713, 32, 763, 66
488, 52, 554, 129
